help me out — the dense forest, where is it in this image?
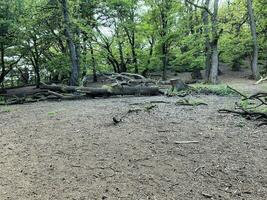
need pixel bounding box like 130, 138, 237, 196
0, 0, 266, 88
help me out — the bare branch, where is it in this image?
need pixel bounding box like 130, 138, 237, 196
185, 0, 213, 16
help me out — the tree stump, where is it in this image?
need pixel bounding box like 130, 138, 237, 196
170, 79, 188, 91
191, 69, 203, 80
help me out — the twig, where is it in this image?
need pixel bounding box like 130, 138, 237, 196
174, 141, 199, 144
227, 85, 247, 99
255, 76, 267, 84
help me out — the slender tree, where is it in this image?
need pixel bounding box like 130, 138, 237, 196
60, 0, 80, 86
247, 0, 259, 79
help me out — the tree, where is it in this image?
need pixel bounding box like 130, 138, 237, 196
186, 0, 220, 84
247, 0, 259, 79
60, 0, 80, 86
0, 0, 22, 87
209, 0, 220, 84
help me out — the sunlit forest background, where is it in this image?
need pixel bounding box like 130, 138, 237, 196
0, 0, 266, 88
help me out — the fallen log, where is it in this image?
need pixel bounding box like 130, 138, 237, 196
40, 83, 78, 93
40, 83, 160, 97
1, 83, 161, 105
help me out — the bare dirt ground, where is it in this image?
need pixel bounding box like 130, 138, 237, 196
1, 65, 267, 200
0, 93, 266, 200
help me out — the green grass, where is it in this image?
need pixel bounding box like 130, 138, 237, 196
48, 111, 57, 116
0, 106, 12, 113
166, 83, 237, 97
192, 84, 237, 96
175, 98, 208, 106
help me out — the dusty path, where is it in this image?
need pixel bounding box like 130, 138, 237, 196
0, 95, 266, 200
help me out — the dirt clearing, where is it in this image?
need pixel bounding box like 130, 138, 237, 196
0, 95, 266, 200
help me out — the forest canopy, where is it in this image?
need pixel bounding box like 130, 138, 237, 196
0, 0, 266, 87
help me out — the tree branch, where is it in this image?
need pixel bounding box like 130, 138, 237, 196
185, 0, 212, 16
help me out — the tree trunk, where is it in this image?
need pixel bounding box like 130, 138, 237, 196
162, 44, 168, 81
202, 0, 212, 81
125, 9, 138, 74
118, 40, 126, 72
34, 60, 41, 88
61, 0, 80, 86
160, 2, 169, 81
89, 40, 97, 82
247, 0, 259, 79
131, 40, 138, 74
147, 36, 155, 66
0, 44, 5, 86
210, 42, 219, 83
209, 0, 219, 84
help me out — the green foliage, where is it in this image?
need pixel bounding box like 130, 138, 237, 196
0, 0, 266, 86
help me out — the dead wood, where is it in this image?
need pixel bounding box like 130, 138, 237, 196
255, 76, 267, 84
170, 79, 189, 91
175, 99, 207, 106
218, 87, 267, 126
227, 85, 247, 99
40, 82, 160, 97
174, 141, 199, 144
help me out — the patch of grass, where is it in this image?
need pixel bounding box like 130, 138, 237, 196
48, 111, 57, 116
192, 84, 237, 96
166, 84, 236, 97
0, 106, 12, 113
239, 99, 250, 109
175, 98, 207, 106
0, 96, 6, 105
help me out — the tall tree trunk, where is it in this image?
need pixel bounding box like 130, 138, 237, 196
34, 60, 41, 88
147, 36, 155, 66
210, 42, 219, 83
209, 0, 219, 84
115, 26, 127, 73
202, 0, 212, 81
162, 43, 168, 81
131, 37, 138, 74
125, 8, 138, 74
0, 44, 5, 86
160, 1, 169, 81
61, 0, 80, 86
118, 40, 126, 72
247, 0, 259, 79
89, 40, 97, 82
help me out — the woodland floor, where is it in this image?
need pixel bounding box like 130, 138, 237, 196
0, 67, 267, 200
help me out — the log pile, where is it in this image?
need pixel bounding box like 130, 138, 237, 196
218, 86, 267, 126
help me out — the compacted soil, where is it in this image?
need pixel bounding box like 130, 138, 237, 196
0, 94, 266, 200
